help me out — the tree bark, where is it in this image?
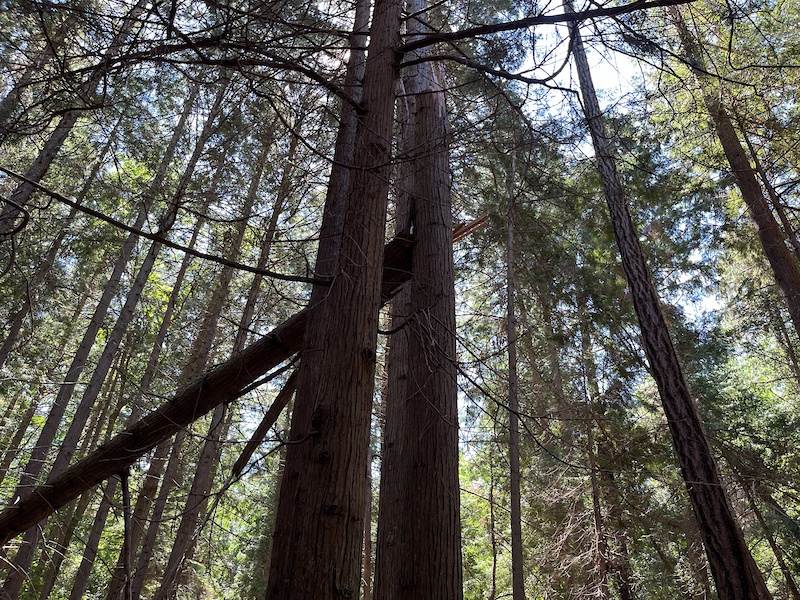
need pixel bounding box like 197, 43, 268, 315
265, 0, 402, 594
0, 237, 412, 547
505, 153, 527, 600
373, 0, 463, 595
668, 6, 800, 338
568, 7, 772, 600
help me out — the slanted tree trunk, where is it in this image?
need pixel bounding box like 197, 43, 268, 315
568, 8, 772, 599
34, 364, 127, 600
0, 236, 413, 547
668, 7, 800, 337
0, 81, 203, 599
121, 137, 234, 600
745, 487, 800, 600
0, 14, 74, 144
373, 0, 462, 596
0, 0, 149, 237
153, 139, 263, 599
102, 188, 213, 600
266, 0, 403, 595
48, 79, 227, 481
0, 118, 119, 371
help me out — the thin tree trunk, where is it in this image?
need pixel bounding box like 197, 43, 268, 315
67, 479, 119, 600
4, 82, 195, 500
122, 137, 234, 600
361, 445, 374, 600
580, 318, 611, 599
34, 359, 126, 600
587, 426, 611, 600
0, 15, 74, 144
153, 141, 263, 598
488, 465, 498, 600
1, 205, 151, 598
103, 192, 212, 600
745, 487, 800, 600
266, 0, 402, 594
231, 136, 278, 352
568, 8, 772, 600
740, 128, 800, 263
505, 153, 526, 600
48, 80, 227, 480
0, 83, 200, 600
373, 0, 462, 595
0, 118, 119, 371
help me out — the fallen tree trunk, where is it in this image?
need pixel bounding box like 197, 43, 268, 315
0, 237, 413, 546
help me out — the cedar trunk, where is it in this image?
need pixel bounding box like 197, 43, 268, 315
373, 1, 463, 595
265, 0, 402, 595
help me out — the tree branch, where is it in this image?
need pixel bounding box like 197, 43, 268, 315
399, 0, 696, 53
0, 237, 413, 545
0, 166, 327, 285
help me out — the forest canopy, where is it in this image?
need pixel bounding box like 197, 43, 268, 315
1, 0, 799, 598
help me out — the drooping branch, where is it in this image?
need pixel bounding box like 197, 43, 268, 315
0, 166, 326, 285
0, 237, 413, 545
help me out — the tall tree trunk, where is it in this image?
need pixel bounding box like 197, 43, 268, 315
745, 487, 800, 600
48, 79, 227, 481
103, 191, 212, 600
0, 82, 203, 600
33, 356, 127, 600
153, 142, 263, 598
568, 8, 772, 600
580, 316, 611, 600
668, 6, 800, 337
361, 445, 374, 600
0, 118, 119, 371
505, 153, 526, 600
266, 0, 402, 594
119, 137, 234, 600
373, 0, 463, 595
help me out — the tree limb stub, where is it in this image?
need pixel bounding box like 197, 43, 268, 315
0, 237, 413, 546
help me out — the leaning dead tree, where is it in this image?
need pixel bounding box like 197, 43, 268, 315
0, 237, 413, 545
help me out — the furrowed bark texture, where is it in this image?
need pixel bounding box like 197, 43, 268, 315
569, 9, 772, 600
374, 0, 463, 595
0, 238, 412, 546
265, 0, 402, 596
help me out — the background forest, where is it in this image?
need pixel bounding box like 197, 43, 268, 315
1, 0, 799, 598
